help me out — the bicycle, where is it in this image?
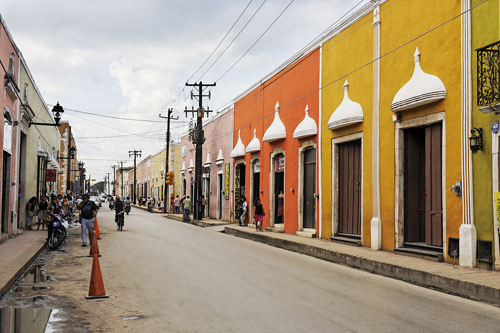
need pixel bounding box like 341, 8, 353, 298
116, 211, 124, 231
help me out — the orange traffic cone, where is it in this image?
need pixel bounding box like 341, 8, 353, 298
94, 217, 101, 240
85, 252, 109, 299
88, 231, 101, 257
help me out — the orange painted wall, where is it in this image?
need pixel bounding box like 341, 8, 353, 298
233, 48, 320, 234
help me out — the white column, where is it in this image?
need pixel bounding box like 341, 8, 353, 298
370, 3, 382, 250
459, 0, 476, 267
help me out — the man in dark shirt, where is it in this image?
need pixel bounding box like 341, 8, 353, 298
114, 196, 124, 224
77, 193, 99, 247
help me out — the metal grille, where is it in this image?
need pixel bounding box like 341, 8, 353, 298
476, 40, 500, 106
448, 237, 459, 258
477, 240, 493, 263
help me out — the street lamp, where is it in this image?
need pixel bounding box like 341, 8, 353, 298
469, 128, 483, 154
29, 102, 65, 127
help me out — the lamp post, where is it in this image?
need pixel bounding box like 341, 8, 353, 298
29, 102, 65, 127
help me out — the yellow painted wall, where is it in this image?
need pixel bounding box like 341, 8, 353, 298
379, 0, 462, 253
471, 0, 500, 266
321, 10, 373, 246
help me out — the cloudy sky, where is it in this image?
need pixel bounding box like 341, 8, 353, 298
2, 0, 367, 184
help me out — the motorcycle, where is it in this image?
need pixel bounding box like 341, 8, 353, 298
47, 214, 67, 250
116, 211, 124, 231
109, 201, 114, 210
125, 204, 131, 215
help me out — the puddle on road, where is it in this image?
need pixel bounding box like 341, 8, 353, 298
19, 265, 52, 284
0, 296, 53, 333
123, 316, 141, 320
15, 285, 50, 293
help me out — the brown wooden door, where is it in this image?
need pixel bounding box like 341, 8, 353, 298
404, 123, 442, 246
404, 127, 426, 242
425, 123, 443, 246
303, 148, 316, 229
338, 140, 361, 235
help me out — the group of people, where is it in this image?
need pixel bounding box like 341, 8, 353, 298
171, 195, 207, 218
26, 193, 76, 231
137, 196, 164, 212
238, 196, 265, 231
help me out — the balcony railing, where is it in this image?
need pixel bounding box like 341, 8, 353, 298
477, 40, 500, 110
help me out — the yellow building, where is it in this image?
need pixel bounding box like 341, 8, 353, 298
150, 144, 182, 210
320, 0, 468, 265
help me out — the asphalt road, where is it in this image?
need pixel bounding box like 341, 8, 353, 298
78, 207, 499, 332
11, 207, 500, 332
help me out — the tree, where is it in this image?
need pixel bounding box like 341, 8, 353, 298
94, 181, 104, 193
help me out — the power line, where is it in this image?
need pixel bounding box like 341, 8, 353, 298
197, 0, 268, 82
187, 0, 254, 83
216, 0, 295, 82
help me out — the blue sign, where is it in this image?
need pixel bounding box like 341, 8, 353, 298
493, 121, 499, 134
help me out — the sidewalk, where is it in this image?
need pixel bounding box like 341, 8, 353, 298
0, 231, 47, 298
159, 213, 500, 306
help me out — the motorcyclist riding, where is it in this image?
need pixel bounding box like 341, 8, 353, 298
124, 196, 131, 207
114, 196, 124, 224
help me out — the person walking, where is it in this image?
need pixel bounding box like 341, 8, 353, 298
174, 195, 180, 214
254, 198, 265, 231
240, 196, 248, 226
78, 193, 99, 247
180, 195, 186, 215
37, 195, 49, 230
201, 195, 207, 219
183, 196, 192, 220
26, 196, 38, 230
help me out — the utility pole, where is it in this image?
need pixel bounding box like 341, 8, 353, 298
106, 173, 111, 194
185, 81, 215, 221
159, 108, 178, 213
129, 150, 142, 205
117, 161, 126, 196
66, 126, 71, 195
111, 165, 117, 196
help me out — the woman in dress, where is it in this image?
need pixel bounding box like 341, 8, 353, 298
254, 198, 265, 231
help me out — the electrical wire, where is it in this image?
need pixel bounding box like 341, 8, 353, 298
215, 0, 295, 82
186, 0, 254, 83
197, 0, 268, 82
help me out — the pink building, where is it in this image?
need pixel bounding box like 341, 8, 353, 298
180, 106, 234, 221
1, 18, 20, 239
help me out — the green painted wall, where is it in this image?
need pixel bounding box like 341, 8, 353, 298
471, 0, 500, 266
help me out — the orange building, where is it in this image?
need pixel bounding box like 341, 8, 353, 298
231, 47, 320, 236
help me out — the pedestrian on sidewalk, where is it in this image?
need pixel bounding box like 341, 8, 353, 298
170, 197, 174, 213
174, 195, 180, 214
26, 196, 38, 230
183, 196, 191, 218
181, 195, 186, 215
254, 198, 265, 231
240, 196, 248, 226
201, 195, 206, 219
78, 193, 99, 247
37, 195, 49, 230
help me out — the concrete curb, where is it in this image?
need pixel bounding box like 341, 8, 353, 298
224, 227, 500, 306
0, 238, 46, 298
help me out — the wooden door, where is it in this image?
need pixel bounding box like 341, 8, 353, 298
404, 127, 426, 242
425, 123, 443, 246
303, 148, 316, 229
338, 140, 361, 235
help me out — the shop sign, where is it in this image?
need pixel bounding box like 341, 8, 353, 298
3, 118, 12, 154
45, 169, 57, 182
234, 166, 240, 220
492, 121, 499, 134
254, 160, 260, 173
275, 154, 285, 172
224, 163, 230, 199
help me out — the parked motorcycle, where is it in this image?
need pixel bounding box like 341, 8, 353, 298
116, 211, 125, 231
47, 214, 67, 250
125, 205, 131, 215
